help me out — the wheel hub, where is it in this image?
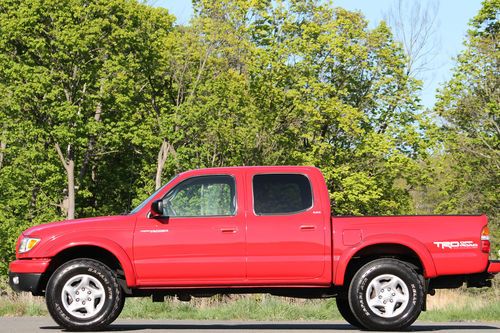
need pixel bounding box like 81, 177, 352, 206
61, 274, 105, 319
366, 274, 409, 318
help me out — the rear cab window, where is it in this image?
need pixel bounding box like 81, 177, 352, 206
253, 174, 313, 215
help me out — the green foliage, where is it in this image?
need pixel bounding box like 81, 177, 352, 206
0, 0, 497, 274
0, 0, 174, 272
430, 0, 499, 256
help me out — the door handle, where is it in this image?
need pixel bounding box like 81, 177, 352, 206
300, 225, 316, 230
220, 228, 238, 233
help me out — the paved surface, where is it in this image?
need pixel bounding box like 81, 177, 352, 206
0, 317, 499, 332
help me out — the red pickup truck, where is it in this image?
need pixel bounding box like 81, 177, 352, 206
8, 166, 500, 331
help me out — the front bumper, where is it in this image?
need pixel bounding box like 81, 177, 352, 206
8, 258, 51, 295
8, 272, 42, 294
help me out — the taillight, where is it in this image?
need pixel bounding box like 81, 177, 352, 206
481, 225, 490, 253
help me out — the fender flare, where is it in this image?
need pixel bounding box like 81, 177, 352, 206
334, 234, 437, 286
43, 236, 136, 287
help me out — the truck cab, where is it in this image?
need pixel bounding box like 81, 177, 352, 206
134, 166, 331, 286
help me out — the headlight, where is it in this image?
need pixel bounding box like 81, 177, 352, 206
18, 237, 41, 253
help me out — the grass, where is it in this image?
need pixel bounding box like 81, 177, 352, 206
420, 287, 500, 322
121, 295, 341, 321
1, 276, 499, 322
0, 292, 47, 317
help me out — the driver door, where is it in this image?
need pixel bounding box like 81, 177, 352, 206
133, 174, 246, 286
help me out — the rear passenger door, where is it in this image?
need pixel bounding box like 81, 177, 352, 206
245, 172, 327, 281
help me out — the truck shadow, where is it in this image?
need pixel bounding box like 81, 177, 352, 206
40, 322, 500, 332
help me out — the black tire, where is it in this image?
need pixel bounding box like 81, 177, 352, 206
348, 259, 423, 331
336, 297, 365, 329
46, 259, 124, 331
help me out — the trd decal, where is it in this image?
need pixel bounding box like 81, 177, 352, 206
433, 241, 478, 249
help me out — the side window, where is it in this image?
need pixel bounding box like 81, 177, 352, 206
253, 174, 312, 215
163, 175, 236, 217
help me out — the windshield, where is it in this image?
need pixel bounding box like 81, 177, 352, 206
129, 175, 178, 214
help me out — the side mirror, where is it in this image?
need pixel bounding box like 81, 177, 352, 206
150, 199, 165, 217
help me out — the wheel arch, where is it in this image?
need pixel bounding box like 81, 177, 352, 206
334, 235, 437, 286
41, 240, 136, 291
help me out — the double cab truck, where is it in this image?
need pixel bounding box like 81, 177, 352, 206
8, 166, 500, 331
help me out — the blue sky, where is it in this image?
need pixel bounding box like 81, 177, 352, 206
155, 0, 483, 109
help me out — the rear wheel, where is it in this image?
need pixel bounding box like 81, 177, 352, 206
46, 259, 124, 331
348, 259, 423, 331
336, 297, 365, 329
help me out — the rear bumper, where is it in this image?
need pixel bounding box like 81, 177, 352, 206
466, 260, 500, 288
487, 260, 500, 273
429, 260, 500, 290
8, 258, 51, 295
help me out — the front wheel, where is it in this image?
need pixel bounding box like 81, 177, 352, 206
46, 259, 124, 331
348, 259, 423, 331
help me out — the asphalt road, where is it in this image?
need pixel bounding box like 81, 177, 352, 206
0, 318, 499, 333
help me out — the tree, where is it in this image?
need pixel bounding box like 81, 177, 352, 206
129, 0, 265, 196
0, 0, 174, 219
241, 1, 428, 214
0, 0, 433, 273
384, 0, 440, 78
434, 0, 499, 255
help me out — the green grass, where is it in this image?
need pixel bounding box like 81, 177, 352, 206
1, 276, 499, 322
121, 295, 341, 321
0, 292, 498, 322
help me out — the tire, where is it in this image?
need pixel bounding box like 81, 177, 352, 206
46, 259, 125, 331
348, 259, 423, 331
336, 297, 365, 329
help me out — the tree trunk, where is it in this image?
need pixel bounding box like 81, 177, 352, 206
0, 124, 6, 170
155, 140, 169, 190
55, 143, 76, 220
155, 140, 178, 190
66, 158, 75, 219
0, 140, 5, 170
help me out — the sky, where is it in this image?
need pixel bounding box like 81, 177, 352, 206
155, 0, 483, 110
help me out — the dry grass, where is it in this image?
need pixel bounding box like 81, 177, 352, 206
1, 276, 498, 322
427, 289, 490, 311
421, 277, 500, 322
0, 292, 47, 317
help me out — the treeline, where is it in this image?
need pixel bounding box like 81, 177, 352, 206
0, 0, 498, 274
